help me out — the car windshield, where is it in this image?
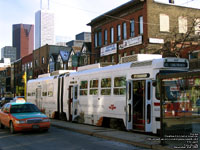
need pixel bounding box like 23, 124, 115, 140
10, 104, 40, 113
5, 97, 13, 100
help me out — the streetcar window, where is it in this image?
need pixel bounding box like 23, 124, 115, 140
74, 86, 78, 99
32, 92, 35, 96
128, 82, 131, 100
90, 79, 98, 95
101, 78, 111, 95
48, 91, 53, 97
114, 76, 126, 95
128, 104, 131, 122
147, 82, 151, 100
42, 92, 47, 96
28, 93, 31, 96
155, 73, 161, 100
80, 80, 88, 96
147, 104, 151, 124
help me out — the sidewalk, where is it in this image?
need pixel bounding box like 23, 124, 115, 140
50, 119, 173, 150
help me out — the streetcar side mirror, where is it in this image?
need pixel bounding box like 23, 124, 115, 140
152, 80, 157, 87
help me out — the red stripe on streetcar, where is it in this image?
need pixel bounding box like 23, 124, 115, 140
154, 102, 160, 106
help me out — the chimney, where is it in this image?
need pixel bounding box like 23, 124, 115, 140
169, 0, 174, 4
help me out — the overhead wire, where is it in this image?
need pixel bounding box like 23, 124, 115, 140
50, 0, 200, 28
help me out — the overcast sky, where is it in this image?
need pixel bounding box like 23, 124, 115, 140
0, 0, 199, 51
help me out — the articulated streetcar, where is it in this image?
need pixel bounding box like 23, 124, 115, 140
27, 54, 189, 134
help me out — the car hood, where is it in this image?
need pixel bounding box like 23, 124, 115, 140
11, 112, 47, 120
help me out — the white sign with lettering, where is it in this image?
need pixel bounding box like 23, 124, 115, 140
149, 38, 164, 44
101, 44, 117, 57
119, 36, 142, 50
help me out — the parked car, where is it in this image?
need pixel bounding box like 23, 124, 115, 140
0, 100, 50, 133
0, 97, 13, 107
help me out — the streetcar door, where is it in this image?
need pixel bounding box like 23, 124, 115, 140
126, 80, 133, 130
72, 85, 78, 121
58, 76, 65, 120
132, 80, 145, 132
145, 80, 152, 132
68, 86, 73, 121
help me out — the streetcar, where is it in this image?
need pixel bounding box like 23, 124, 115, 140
27, 54, 189, 134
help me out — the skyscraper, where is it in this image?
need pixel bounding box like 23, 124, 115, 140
35, 9, 54, 49
1, 46, 17, 62
12, 24, 34, 59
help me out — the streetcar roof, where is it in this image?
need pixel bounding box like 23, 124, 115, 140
28, 75, 55, 83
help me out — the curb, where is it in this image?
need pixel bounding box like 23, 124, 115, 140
51, 123, 174, 150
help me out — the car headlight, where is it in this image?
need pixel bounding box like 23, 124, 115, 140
15, 120, 26, 124
42, 119, 50, 122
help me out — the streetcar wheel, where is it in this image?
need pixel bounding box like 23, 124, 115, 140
10, 122, 15, 134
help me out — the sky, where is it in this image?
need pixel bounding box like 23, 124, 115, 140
0, 0, 199, 52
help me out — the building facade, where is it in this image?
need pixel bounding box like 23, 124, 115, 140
1, 46, 17, 62
33, 44, 72, 78
12, 24, 34, 59
35, 9, 55, 49
88, 0, 200, 64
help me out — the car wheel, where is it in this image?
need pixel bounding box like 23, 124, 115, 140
43, 128, 49, 132
0, 121, 4, 129
10, 121, 15, 134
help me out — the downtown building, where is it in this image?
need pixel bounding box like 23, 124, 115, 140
88, 0, 200, 64
35, 9, 55, 49
12, 24, 34, 59
1, 46, 17, 62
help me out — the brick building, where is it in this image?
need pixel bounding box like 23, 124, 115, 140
88, 0, 200, 64
33, 44, 72, 78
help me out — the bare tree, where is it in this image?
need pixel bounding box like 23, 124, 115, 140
160, 17, 200, 58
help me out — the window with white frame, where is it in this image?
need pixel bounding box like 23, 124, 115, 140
98, 31, 102, 46
94, 31, 102, 47
130, 19, 135, 37
95, 32, 98, 47
160, 14, 169, 32
42, 56, 45, 64
110, 27, 114, 43
104, 29, 108, 45
139, 16, 143, 34
178, 16, 187, 33
117, 24, 121, 41
123, 22, 127, 39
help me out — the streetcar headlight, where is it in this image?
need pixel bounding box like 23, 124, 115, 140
15, 120, 26, 124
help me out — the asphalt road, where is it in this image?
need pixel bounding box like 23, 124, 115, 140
0, 126, 151, 150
